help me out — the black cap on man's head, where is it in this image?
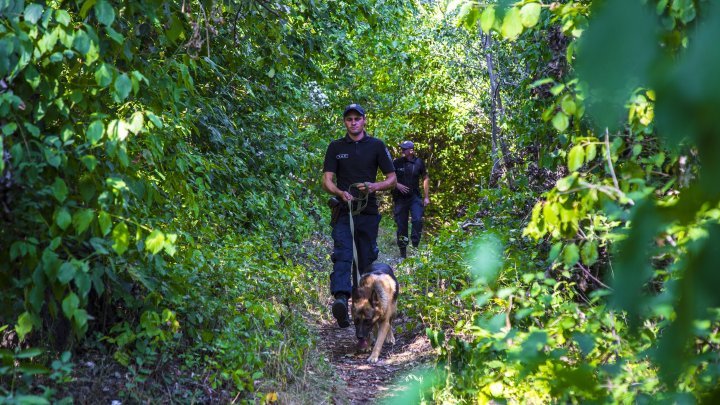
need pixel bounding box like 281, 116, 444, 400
400, 140, 414, 150
343, 103, 366, 117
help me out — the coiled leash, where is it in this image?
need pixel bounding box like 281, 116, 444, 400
347, 182, 370, 287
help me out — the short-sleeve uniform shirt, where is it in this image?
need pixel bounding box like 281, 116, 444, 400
323, 133, 395, 215
392, 156, 427, 200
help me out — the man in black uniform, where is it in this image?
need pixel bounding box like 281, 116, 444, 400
322, 104, 396, 328
393, 140, 430, 258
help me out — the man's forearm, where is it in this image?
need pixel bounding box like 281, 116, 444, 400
376, 173, 397, 191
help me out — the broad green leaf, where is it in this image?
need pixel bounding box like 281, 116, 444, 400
52, 178, 68, 202
86, 120, 104, 145
62, 293, 79, 319
575, 0, 658, 130
114, 73, 132, 101
57, 262, 76, 284
55, 10, 71, 26
552, 111, 569, 132
73, 309, 89, 330
128, 112, 144, 134
107, 119, 128, 141
24, 4, 44, 24
105, 26, 124, 44
480, 6, 495, 33
2, 122, 17, 135
81, 155, 98, 171
72, 209, 94, 234
585, 143, 597, 162
112, 222, 129, 255
55, 207, 71, 230
73, 30, 90, 55
556, 173, 578, 192
94, 0, 115, 26
98, 211, 112, 236
519, 3, 541, 28
568, 144, 585, 171
561, 97, 577, 115
95, 64, 113, 87
146, 112, 163, 128
145, 229, 165, 254
501, 7, 523, 41
16, 312, 35, 341
16, 348, 43, 359
581, 241, 599, 266
563, 243, 580, 267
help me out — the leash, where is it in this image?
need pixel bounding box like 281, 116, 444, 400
347, 182, 370, 287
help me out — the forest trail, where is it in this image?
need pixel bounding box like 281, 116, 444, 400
312, 225, 435, 404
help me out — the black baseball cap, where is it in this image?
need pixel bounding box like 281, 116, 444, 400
343, 103, 366, 117
400, 140, 414, 149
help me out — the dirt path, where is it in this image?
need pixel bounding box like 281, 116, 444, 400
312, 227, 435, 404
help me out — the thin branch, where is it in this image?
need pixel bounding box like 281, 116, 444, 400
577, 262, 612, 290
605, 128, 620, 190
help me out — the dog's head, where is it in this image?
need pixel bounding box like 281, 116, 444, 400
351, 285, 382, 340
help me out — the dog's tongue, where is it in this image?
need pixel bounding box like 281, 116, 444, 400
356, 338, 369, 352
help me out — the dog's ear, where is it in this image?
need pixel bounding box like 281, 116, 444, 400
369, 288, 378, 306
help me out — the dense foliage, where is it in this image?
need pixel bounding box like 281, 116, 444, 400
3, 0, 720, 403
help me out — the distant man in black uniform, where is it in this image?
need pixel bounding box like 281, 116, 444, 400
393, 140, 430, 258
322, 104, 396, 328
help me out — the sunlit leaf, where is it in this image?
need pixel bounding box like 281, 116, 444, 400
501, 7, 523, 41
112, 222, 130, 255
567, 144, 585, 171
519, 3, 541, 28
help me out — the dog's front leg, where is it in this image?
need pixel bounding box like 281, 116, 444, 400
367, 321, 390, 363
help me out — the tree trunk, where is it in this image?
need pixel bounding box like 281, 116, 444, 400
483, 33, 515, 190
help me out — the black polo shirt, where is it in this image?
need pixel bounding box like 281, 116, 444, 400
392, 156, 427, 199
323, 133, 395, 215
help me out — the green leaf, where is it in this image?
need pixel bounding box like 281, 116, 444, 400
501, 7, 523, 41
52, 178, 68, 203
575, 0, 658, 130
145, 229, 165, 255
563, 243, 580, 267
95, 64, 113, 87
24, 4, 44, 24
567, 144, 585, 171
16, 312, 35, 341
556, 173, 578, 192
72, 209, 94, 234
16, 348, 44, 359
55, 10, 71, 26
73, 30, 91, 55
581, 241, 599, 266
56, 207, 71, 230
98, 211, 112, 236
57, 262, 77, 284
585, 143, 597, 163
128, 112, 144, 134
94, 0, 115, 26
146, 112, 163, 128
86, 120, 104, 145
519, 3, 541, 28
62, 293, 80, 319
114, 73, 132, 101
81, 155, 98, 171
2, 122, 17, 135
560, 97, 576, 115
480, 6, 495, 33
551, 112, 569, 132
105, 26, 124, 44
112, 222, 130, 255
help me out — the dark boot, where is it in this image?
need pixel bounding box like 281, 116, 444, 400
332, 295, 350, 328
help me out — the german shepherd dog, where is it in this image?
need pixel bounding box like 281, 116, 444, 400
352, 263, 399, 363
